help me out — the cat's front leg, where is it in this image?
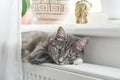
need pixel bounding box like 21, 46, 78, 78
28, 50, 42, 62
29, 50, 39, 58
29, 55, 50, 64
28, 49, 50, 64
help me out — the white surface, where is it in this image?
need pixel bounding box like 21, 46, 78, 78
84, 36, 120, 68
43, 63, 120, 80
102, 0, 120, 19
65, 13, 120, 24
23, 62, 103, 80
23, 62, 120, 80
30, 13, 120, 24
0, 0, 22, 80
21, 24, 120, 37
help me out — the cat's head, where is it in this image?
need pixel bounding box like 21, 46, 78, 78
48, 27, 89, 64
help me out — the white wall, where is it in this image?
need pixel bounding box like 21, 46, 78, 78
0, 0, 11, 79
0, 0, 20, 80
84, 36, 120, 68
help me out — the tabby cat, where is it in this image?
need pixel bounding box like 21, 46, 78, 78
22, 27, 90, 65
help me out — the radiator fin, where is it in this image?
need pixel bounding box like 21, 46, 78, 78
23, 71, 55, 80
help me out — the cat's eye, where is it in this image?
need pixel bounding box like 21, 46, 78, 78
68, 54, 73, 58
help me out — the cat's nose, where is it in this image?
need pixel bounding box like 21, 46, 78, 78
59, 58, 63, 63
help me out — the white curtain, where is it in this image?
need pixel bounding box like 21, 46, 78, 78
0, 0, 22, 80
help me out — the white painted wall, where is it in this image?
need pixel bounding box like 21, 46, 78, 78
0, 0, 21, 80
0, 0, 11, 79
84, 36, 120, 68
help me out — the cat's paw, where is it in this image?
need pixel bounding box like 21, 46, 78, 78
29, 58, 43, 64
73, 58, 83, 65
28, 57, 48, 64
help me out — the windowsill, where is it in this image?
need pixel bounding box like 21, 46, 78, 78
64, 12, 120, 24
22, 12, 120, 24
21, 24, 120, 38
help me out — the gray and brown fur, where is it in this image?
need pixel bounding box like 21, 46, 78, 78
22, 27, 90, 65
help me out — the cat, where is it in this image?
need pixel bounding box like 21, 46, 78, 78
22, 26, 90, 65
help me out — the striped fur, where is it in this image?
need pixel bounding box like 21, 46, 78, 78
22, 27, 89, 65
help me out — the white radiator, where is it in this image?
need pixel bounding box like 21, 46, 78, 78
22, 62, 120, 80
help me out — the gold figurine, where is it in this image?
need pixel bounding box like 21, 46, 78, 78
75, 0, 92, 24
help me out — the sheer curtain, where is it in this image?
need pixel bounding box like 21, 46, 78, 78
0, 0, 22, 80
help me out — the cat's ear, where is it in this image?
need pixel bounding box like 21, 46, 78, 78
76, 37, 90, 51
56, 26, 66, 41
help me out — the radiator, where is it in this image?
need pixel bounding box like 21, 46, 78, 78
22, 62, 120, 80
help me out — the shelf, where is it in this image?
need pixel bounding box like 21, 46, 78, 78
65, 13, 120, 24
21, 24, 120, 37
24, 13, 120, 24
